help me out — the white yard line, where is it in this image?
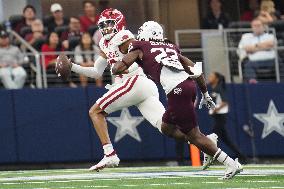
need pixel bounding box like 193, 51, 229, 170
0, 164, 283, 175
171, 182, 191, 185
238, 174, 267, 177
84, 186, 110, 188
149, 183, 166, 186
49, 180, 71, 183
203, 181, 224, 184
120, 184, 138, 187
0, 169, 283, 182
1, 182, 22, 185
26, 181, 46, 184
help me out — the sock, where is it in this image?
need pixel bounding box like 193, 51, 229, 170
103, 143, 114, 156
214, 148, 235, 167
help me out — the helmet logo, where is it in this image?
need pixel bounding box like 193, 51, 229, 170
121, 35, 129, 41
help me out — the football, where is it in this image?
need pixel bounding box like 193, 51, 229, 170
55, 54, 72, 81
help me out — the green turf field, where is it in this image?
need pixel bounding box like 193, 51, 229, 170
0, 165, 283, 189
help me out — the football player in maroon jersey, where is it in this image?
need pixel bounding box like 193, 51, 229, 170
112, 21, 243, 180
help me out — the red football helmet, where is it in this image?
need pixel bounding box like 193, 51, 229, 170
98, 8, 126, 40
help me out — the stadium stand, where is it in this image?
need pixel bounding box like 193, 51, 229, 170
20, 26, 32, 37
9, 15, 23, 29
0, 0, 284, 89
54, 25, 69, 38
228, 21, 251, 29
87, 24, 99, 36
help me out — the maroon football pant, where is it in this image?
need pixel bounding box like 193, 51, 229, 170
162, 78, 197, 134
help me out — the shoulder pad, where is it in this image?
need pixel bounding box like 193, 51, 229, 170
111, 30, 134, 46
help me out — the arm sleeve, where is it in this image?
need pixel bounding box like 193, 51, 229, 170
237, 35, 247, 60
238, 35, 245, 49
71, 56, 107, 78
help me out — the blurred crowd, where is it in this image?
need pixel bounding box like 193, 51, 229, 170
202, 0, 284, 29
0, 1, 104, 89
0, 0, 284, 89
202, 0, 283, 83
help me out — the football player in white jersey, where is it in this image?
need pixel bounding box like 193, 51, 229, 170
63, 8, 167, 171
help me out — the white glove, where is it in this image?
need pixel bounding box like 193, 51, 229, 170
199, 92, 216, 110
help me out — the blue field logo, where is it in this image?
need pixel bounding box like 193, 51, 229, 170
107, 108, 144, 142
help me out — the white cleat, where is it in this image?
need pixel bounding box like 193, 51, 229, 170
219, 158, 243, 180
89, 152, 120, 172
203, 133, 218, 170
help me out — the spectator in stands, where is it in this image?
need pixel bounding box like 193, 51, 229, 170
0, 30, 27, 89
74, 32, 101, 87
14, 5, 36, 35
202, 0, 230, 29
238, 18, 276, 83
46, 3, 69, 33
41, 32, 76, 87
80, 1, 98, 32
240, 0, 259, 22
41, 32, 62, 69
257, 0, 281, 24
60, 17, 83, 50
25, 19, 46, 46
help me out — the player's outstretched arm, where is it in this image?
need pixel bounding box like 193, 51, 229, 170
71, 52, 108, 79
179, 54, 216, 110
179, 54, 207, 93
112, 49, 142, 75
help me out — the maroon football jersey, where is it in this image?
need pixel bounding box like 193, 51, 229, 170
128, 40, 182, 83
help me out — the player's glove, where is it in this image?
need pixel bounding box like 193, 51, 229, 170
199, 92, 216, 110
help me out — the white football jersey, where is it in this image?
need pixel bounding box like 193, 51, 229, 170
99, 30, 145, 83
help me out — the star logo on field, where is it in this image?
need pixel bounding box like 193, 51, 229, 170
107, 108, 144, 142
254, 100, 284, 139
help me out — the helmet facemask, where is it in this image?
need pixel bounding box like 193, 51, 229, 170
98, 19, 117, 40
